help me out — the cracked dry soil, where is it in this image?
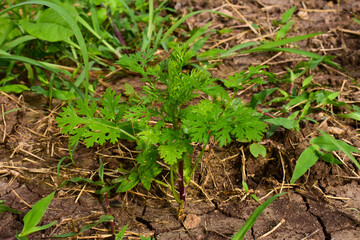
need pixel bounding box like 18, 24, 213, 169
1, 0, 360, 239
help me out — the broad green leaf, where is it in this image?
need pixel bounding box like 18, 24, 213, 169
0, 84, 29, 93
0, 0, 90, 98
290, 146, 319, 184
20, 20, 74, 42
19, 191, 56, 237
19, 2, 77, 42
38, 2, 77, 26
232, 192, 287, 240
249, 143, 266, 157
317, 131, 360, 170
310, 136, 338, 152
264, 117, 299, 130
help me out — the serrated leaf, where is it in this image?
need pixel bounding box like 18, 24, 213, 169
290, 145, 319, 184
213, 123, 233, 146
159, 142, 187, 165
138, 147, 162, 190
100, 88, 124, 121
232, 120, 267, 142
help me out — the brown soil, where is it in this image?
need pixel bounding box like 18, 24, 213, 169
1, 0, 360, 239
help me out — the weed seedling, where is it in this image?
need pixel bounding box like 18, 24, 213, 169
2, 192, 57, 240
57, 44, 272, 217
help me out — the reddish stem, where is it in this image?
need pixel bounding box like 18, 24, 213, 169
104, 192, 115, 236
257, 109, 276, 119
178, 160, 186, 201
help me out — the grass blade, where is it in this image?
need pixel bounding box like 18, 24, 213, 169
0, 0, 90, 98
1, 35, 37, 51
232, 192, 287, 240
0, 200, 22, 214
244, 47, 340, 68
249, 32, 322, 50
161, 10, 233, 47
53, 215, 114, 237
0, 52, 61, 73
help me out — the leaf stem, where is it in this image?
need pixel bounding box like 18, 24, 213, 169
170, 165, 180, 203
103, 192, 115, 236
189, 140, 208, 182
178, 160, 185, 201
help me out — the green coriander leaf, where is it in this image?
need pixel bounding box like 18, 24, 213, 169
159, 141, 188, 165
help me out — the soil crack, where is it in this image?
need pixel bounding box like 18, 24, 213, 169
135, 216, 154, 231
251, 227, 255, 240
299, 193, 331, 240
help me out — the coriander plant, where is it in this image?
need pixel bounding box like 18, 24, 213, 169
56, 44, 272, 216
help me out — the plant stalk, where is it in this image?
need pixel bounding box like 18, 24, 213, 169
103, 192, 115, 236
177, 159, 186, 218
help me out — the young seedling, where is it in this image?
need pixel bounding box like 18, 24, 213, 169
7, 191, 57, 240
56, 43, 272, 217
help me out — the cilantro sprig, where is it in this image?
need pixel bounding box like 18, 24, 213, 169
56, 44, 272, 217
